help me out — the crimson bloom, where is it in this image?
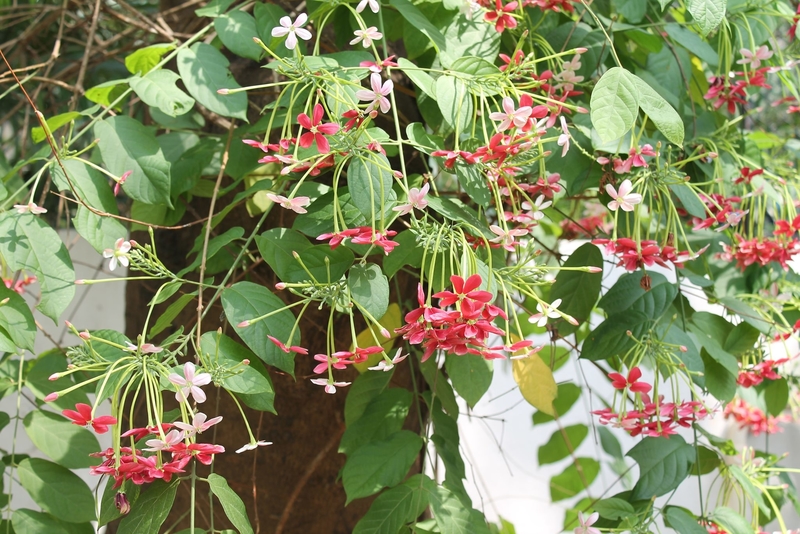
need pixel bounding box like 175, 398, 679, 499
608, 366, 651, 394
484, 0, 518, 33
297, 104, 340, 153
62, 403, 118, 434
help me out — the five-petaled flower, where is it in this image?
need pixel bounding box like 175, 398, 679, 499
103, 238, 132, 271
62, 403, 118, 434
606, 179, 642, 212
574, 511, 600, 534
737, 45, 773, 69
350, 26, 382, 48
169, 362, 212, 404
311, 377, 352, 394
356, 73, 393, 114
608, 366, 652, 394
297, 103, 340, 153
14, 202, 47, 215
271, 13, 312, 50
528, 299, 563, 327
489, 97, 532, 131
393, 183, 430, 215
267, 193, 311, 214
173, 412, 223, 437
144, 429, 184, 452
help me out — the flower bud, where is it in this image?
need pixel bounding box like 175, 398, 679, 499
708, 152, 718, 159
115, 492, 131, 515
369, 110, 378, 119
217, 88, 229, 95
380, 328, 391, 338
237, 320, 250, 328
74, 280, 85, 285
242, 359, 250, 365
575, 47, 588, 53
275, 282, 287, 290
44, 392, 59, 402
48, 373, 60, 381
626, 330, 632, 336
640, 274, 652, 291
576, 106, 589, 114
587, 266, 602, 273
679, 345, 688, 352
79, 331, 91, 340
0, 298, 8, 306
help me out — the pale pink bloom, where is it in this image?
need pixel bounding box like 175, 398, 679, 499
520, 195, 552, 221
356, 0, 380, 13
169, 362, 212, 404
557, 116, 570, 157
350, 26, 382, 48
235, 440, 272, 453
356, 73, 393, 114
574, 511, 600, 534
737, 45, 773, 69
489, 97, 532, 131
393, 183, 429, 215
14, 202, 47, 215
271, 13, 312, 50
489, 224, 529, 251
144, 429, 184, 452
114, 170, 132, 197
311, 378, 351, 394
561, 55, 582, 72
368, 349, 408, 371
173, 412, 223, 437
266, 193, 311, 214
715, 209, 749, 232
528, 299, 562, 327
125, 341, 163, 354
103, 238, 131, 271
606, 179, 642, 212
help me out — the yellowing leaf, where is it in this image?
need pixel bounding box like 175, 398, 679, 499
354, 303, 402, 372
513, 355, 557, 416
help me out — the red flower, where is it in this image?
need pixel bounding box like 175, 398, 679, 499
608, 366, 651, 394
297, 104, 340, 153
484, 0, 518, 33
267, 335, 308, 355
62, 403, 118, 434
433, 274, 493, 307
498, 50, 524, 71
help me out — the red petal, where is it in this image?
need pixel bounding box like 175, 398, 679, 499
627, 366, 642, 383
312, 103, 324, 126
297, 113, 313, 130
462, 274, 483, 294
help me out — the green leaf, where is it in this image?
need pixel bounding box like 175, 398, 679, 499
764, 378, 789, 417
598, 426, 623, 459
73, 207, 128, 254
599, 271, 677, 320
406, 123, 443, 153
149, 291, 197, 337
50, 159, 119, 213
449, 56, 500, 78
85, 79, 128, 109
723, 322, 760, 356
31, 112, 82, 143
130, 70, 195, 118
627, 436, 695, 500
670, 184, 707, 219
345, 370, 394, 426
549, 458, 599, 501
709, 507, 752, 534
222, 282, 300, 376
94, 116, 172, 207
436, 75, 472, 134
208, 474, 254, 534
430, 403, 467, 496
729, 465, 769, 515
664, 506, 707, 534
340, 388, 412, 455
719, 296, 771, 334
440, 15, 500, 68
125, 43, 175, 75
533, 383, 582, 424
389, 0, 447, 52
700, 351, 737, 402
12, 509, 69, 534
421, 357, 460, 419
615, 0, 646, 22
687, 0, 726, 36
429, 484, 491, 534
630, 74, 684, 145
99, 478, 140, 527
593, 497, 635, 520
445, 354, 492, 408
580, 310, 650, 361
538, 425, 588, 465
550, 243, 602, 334
348, 153, 397, 221
195, 0, 235, 17
177, 43, 248, 121
590, 67, 639, 143
352, 474, 436, 534
182, 226, 245, 276
0, 286, 35, 352
23, 410, 100, 469
663, 23, 719, 67
18, 458, 95, 523
0, 212, 75, 323
691, 445, 719, 475
383, 230, 424, 278
342, 430, 424, 504
215, 11, 262, 61
349, 263, 389, 320
397, 59, 437, 100
117, 480, 178, 534
454, 164, 490, 207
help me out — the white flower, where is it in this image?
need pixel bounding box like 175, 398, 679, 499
528, 298, 562, 328
235, 440, 273, 454
557, 116, 570, 157
144, 429, 184, 452
311, 378, 351, 394
489, 97, 532, 131
271, 13, 312, 50
521, 195, 552, 222
605, 179, 643, 212
350, 26, 382, 48
173, 412, 223, 437
168, 362, 212, 404
356, 73, 393, 114
102, 238, 132, 271
13, 202, 47, 215
356, 0, 380, 13
574, 511, 600, 534
368, 349, 408, 371
489, 224, 529, 252
737, 45, 773, 69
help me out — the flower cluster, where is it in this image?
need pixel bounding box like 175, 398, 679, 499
720, 234, 800, 271
317, 226, 399, 255
683, 193, 745, 232
593, 238, 705, 272
704, 66, 772, 113
597, 144, 656, 175
737, 358, 789, 388
396, 275, 511, 361
3, 273, 36, 295
723, 397, 789, 435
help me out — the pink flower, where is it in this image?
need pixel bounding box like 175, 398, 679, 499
62, 403, 118, 434
606, 179, 642, 212
489, 97, 532, 131
557, 116, 570, 157
350, 26, 382, 48
574, 511, 600, 534
737, 45, 773, 69
267, 335, 308, 355
356, 73, 393, 114
393, 183, 429, 215
103, 238, 132, 271
266, 193, 311, 214
125, 341, 163, 353
297, 103, 340, 153
13, 202, 47, 215
608, 366, 651, 394
172, 412, 223, 437
489, 224, 528, 251
113, 170, 132, 197
144, 429, 184, 452
310, 378, 351, 394
168, 362, 212, 404
271, 13, 312, 50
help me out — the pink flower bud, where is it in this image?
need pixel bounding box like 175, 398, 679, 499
576, 106, 589, 114
75, 280, 85, 285
708, 152, 718, 159
217, 88, 229, 95
626, 330, 632, 336
79, 331, 91, 340
566, 315, 579, 326
48, 373, 60, 381
575, 47, 588, 53
393, 171, 403, 179
597, 156, 610, 164
680, 345, 688, 352
380, 328, 390, 338
129, 240, 138, 247
275, 283, 286, 290
587, 266, 602, 273
242, 359, 250, 365
369, 110, 378, 119
44, 392, 59, 402
237, 320, 250, 328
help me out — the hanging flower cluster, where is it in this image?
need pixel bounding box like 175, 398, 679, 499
723, 398, 790, 436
